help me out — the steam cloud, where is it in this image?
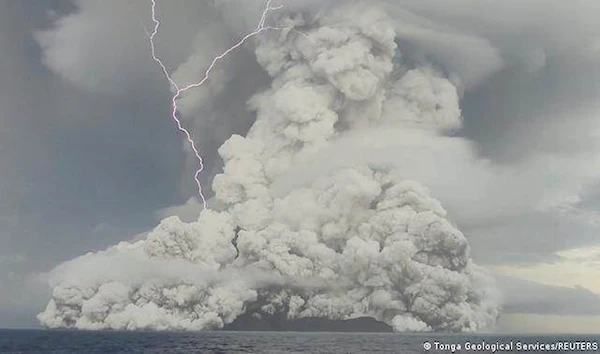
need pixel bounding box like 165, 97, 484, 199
38, 1, 499, 332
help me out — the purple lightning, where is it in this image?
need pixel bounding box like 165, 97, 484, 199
147, 0, 284, 210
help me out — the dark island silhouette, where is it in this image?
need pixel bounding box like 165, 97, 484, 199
223, 313, 393, 332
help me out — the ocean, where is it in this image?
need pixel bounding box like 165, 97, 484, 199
0, 330, 599, 353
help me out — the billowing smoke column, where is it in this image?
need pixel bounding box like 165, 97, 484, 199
38, 1, 499, 332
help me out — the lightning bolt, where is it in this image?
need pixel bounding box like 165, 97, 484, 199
146, 0, 284, 210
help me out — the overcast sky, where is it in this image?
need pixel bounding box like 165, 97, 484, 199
1, 0, 600, 331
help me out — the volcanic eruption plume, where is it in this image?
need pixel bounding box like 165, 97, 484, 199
38, 1, 500, 332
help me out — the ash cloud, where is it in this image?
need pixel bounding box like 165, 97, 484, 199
38, 1, 499, 332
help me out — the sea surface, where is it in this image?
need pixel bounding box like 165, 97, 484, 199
0, 330, 599, 353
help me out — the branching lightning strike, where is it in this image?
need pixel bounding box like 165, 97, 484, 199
147, 0, 284, 210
